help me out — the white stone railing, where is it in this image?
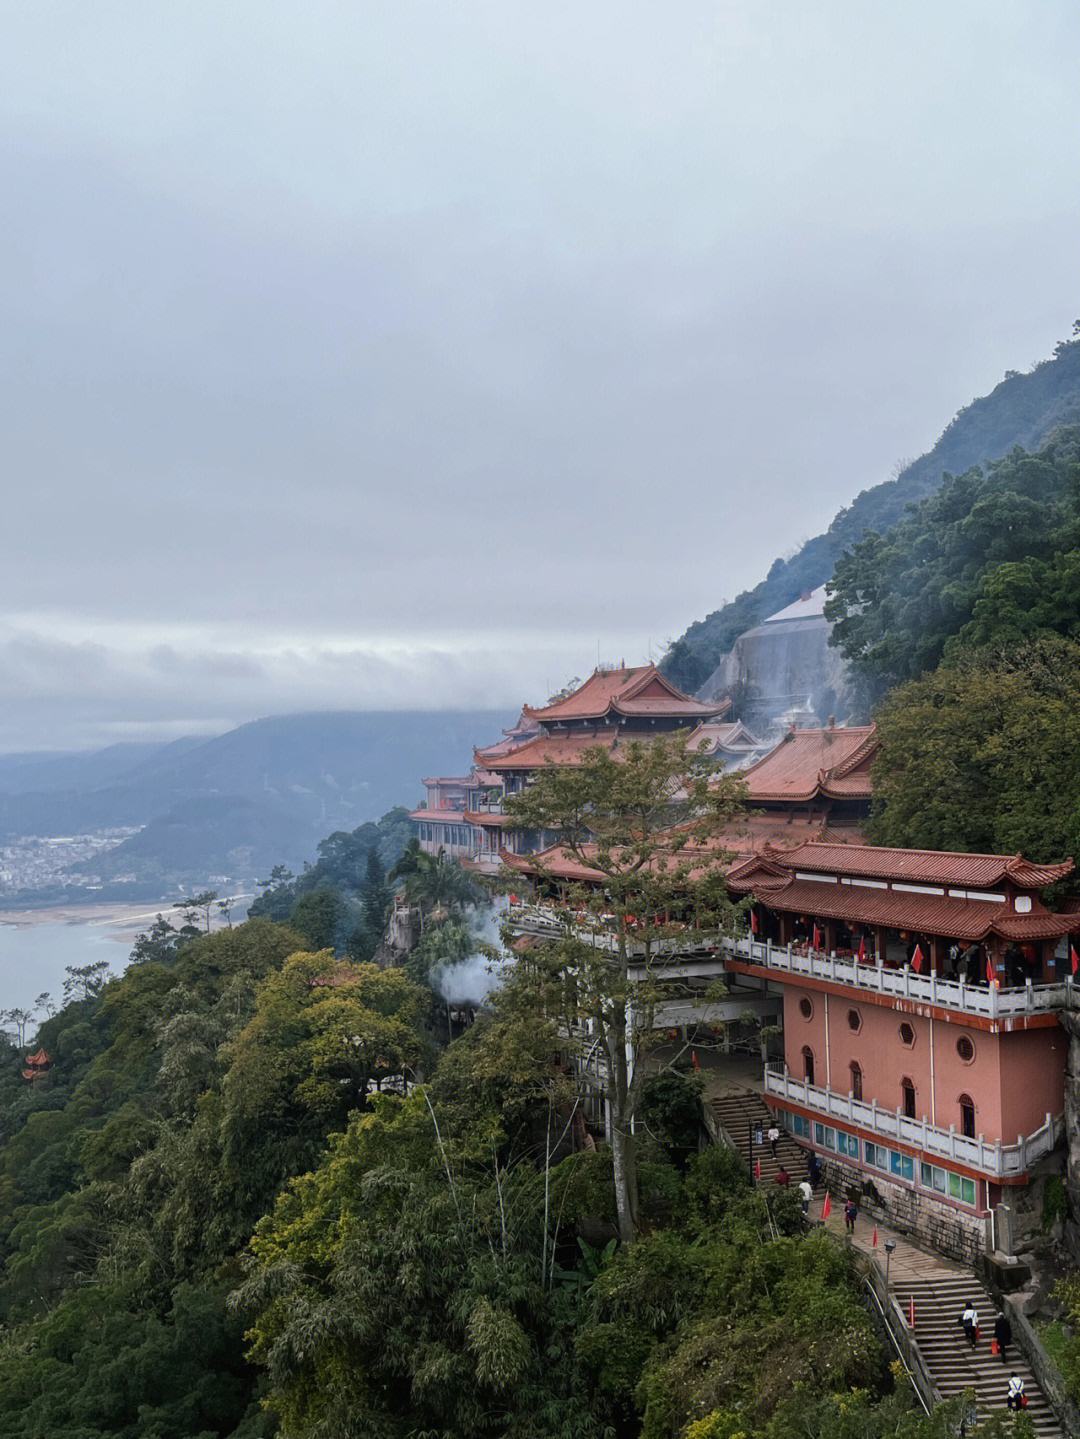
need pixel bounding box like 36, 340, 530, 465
506, 901, 722, 958
725, 936, 1072, 1019
764, 1066, 1061, 1179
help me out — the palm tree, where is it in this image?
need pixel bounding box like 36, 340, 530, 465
399, 850, 480, 928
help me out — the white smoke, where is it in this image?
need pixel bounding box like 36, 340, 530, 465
433, 896, 509, 1008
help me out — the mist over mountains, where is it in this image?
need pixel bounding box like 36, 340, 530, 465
0, 710, 509, 903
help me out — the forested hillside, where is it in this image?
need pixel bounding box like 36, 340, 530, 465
816, 424, 1080, 868
0, 790, 1025, 1437
662, 332, 1080, 692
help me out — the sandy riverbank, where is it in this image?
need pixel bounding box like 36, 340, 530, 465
0, 898, 251, 935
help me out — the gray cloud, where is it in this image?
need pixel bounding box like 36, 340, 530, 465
1, 2, 1079, 748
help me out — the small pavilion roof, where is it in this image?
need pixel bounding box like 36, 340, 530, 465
523, 665, 724, 725
24, 1047, 50, 1067
740, 724, 878, 802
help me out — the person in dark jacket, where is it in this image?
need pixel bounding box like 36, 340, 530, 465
962, 943, 982, 985
994, 1309, 1013, 1365
1003, 944, 1026, 988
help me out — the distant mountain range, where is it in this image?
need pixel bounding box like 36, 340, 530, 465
0, 711, 510, 904
662, 333, 1080, 692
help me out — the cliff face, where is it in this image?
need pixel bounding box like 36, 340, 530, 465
663, 336, 1080, 694
698, 588, 854, 731
1059, 1010, 1080, 1260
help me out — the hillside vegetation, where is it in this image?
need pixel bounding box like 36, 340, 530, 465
662, 333, 1080, 693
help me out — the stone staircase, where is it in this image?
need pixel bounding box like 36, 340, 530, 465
708, 1087, 1062, 1433
709, 1087, 808, 1185
892, 1270, 1060, 1435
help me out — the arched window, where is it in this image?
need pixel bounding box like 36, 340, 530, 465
801, 1046, 815, 1086
901, 1076, 916, 1119
850, 1061, 863, 1101
959, 1093, 976, 1139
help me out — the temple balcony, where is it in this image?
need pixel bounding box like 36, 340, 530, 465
724, 936, 1072, 1021
764, 1064, 1062, 1181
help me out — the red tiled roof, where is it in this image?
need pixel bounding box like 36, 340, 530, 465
409, 807, 475, 824
478, 732, 621, 771
523, 665, 722, 723
24, 1047, 50, 1067
464, 811, 513, 826
740, 841, 1075, 890
729, 874, 1076, 943
420, 775, 473, 787
740, 725, 878, 802
714, 812, 868, 864
501, 845, 605, 882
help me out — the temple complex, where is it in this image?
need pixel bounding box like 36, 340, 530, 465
410, 666, 731, 870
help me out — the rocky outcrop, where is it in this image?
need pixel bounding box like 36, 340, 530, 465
1059, 1010, 1080, 1259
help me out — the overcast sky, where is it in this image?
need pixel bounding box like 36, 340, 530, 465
2, 2, 1078, 750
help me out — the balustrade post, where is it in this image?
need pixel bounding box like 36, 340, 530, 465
1025, 978, 1033, 1013
903, 965, 911, 997
930, 973, 938, 1003
990, 982, 999, 1019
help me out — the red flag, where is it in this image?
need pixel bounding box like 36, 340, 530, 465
690, 1049, 701, 1072
911, 943, 924, 974
856, 934, 868, 964
871, 1226, 878, 1248
754, 1158, 762, 1180
750, 906, 759, 935
821, 1192, 832, 1220
908, 1297, 916, 1329
986, 953, 997, 986
1071, 943, 1079, 977
812, 924, 823, 952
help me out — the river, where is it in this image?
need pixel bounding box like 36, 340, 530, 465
0, 901, 248, 1017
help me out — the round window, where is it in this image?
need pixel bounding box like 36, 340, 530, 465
956, 1035, 975, 1063
847, 1008, 862, 1032
798, 997, 814, 1020
899, 1021, 916, 1047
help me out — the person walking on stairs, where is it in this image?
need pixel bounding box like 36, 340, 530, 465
798, 1177, 812, 1215
767, 1123, 779, 1159
959, 1300, 979, 1349
1006, 1373, 1025, 1412
843, 1196, 858, 1234
775, 1165, 790, 1187
993, 1308, 1012, 1365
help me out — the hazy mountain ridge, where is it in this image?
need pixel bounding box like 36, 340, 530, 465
662, 334, 1080, 692
0, 710, 511, 900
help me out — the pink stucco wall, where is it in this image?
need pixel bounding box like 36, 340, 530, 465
998, 1027, 1067, 1141
782, 987, 1065, 1144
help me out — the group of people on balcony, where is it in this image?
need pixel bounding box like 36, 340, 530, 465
785, 919, 1044, 988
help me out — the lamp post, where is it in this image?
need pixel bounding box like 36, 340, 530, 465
883, 1238, 896, 1300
